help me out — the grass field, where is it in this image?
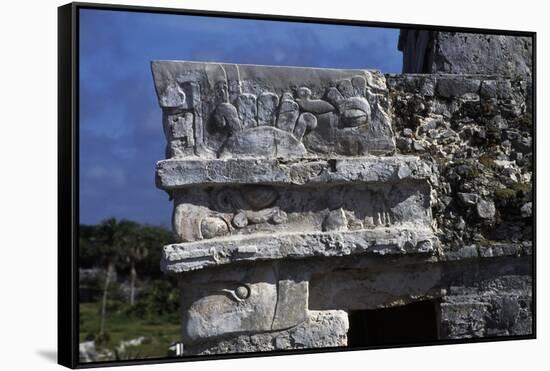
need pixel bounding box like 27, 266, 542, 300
79, 301, 181, 360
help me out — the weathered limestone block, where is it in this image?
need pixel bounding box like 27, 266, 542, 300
439, 256, 532, 339
151, 61, 439, 354
309, 263, 442, 310
398, 31, 533, 77
184, 310, 349, 355
164, 169, 434, 244
163, 227, 437, 273
178, 262, 310, 346
439, 301, 488, 338
151, 61, 396, 158
156, 156, 435, 188
150, 57, 530, 356
440, 293, 533, 339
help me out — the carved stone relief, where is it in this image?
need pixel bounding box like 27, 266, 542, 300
151, 61, 438, 353
180, 262, 309, 343
151, 61, 396, 159
170, 181, 431, 243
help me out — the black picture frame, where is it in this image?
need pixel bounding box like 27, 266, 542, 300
58, 2, 536, 368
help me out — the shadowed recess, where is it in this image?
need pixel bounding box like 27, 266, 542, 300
348, 300, 439, 347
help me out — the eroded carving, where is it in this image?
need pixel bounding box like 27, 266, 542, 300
151, 61, 442, 353
258, 92, 279, 126
160, 82, 185, 108
180, 263, 309, 344
325, 77, 371, 128
151, 61, 396, 158
200, 217, 229, 239
171, 181, 432, 243
170, 112, 194, 140
236, 93, 257, 129
294, 112, 318, 141
322, 208, 348, 232
296, 87, 335, 114
276, 97, 300, 132
233, 207, 288, 227
241, 186, 278, 209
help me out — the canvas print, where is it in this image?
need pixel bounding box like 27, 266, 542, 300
70, 4, 534, 366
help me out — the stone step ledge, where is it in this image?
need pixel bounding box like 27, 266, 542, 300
156, 156, 434, 189
161, 226, 437, 273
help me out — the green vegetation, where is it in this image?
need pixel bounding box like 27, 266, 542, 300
464, 167, 481, 180
494, 182, 531, 201
495, 188, 516, 200
516, 113, 533, 129
511, 182, 531, 194
80, 301, 180, 359
79, 219, 180, 361
479, 154, 497, 170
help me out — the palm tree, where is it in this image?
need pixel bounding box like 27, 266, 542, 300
96, 218, 117, 339
125, 227, 150, 306
96, 218, 138, 338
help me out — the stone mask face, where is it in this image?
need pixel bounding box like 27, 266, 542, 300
181, 263, 308, 344
181, 265, 278, 343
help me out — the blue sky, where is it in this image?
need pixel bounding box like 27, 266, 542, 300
79, 8, 403, 227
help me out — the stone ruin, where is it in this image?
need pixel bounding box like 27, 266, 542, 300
151, 31, 533, 355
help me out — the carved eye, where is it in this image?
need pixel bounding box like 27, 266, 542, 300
217, 283, 251, 302
235, 285, 250, 300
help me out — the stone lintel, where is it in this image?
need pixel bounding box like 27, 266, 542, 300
162, 226, 436, 273
156, 156, 434, 189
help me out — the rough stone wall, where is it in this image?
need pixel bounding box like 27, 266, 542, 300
440, 256, 532, 339
398, 31, 533, 77
387, 74, 533, 258
394, 30, 533, 341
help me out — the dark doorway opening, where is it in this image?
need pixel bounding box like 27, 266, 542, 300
348, 300, 439, 348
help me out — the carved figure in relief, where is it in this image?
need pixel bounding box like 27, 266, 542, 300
204, 65, 380, 159
275, 94, 300, 132
181, 264, 308, 343
212, 186, 288, 229
174, 183, 418, 243
258, 93, 279, 126
296, 87, 335, 114
212, 80, 241, 133
206, 66, 309, 158
325, 76, 372, 128
160, 81, 185, 108
200, 217, 230, 239
153, 62, 397, 159
232, 207, 288, 228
